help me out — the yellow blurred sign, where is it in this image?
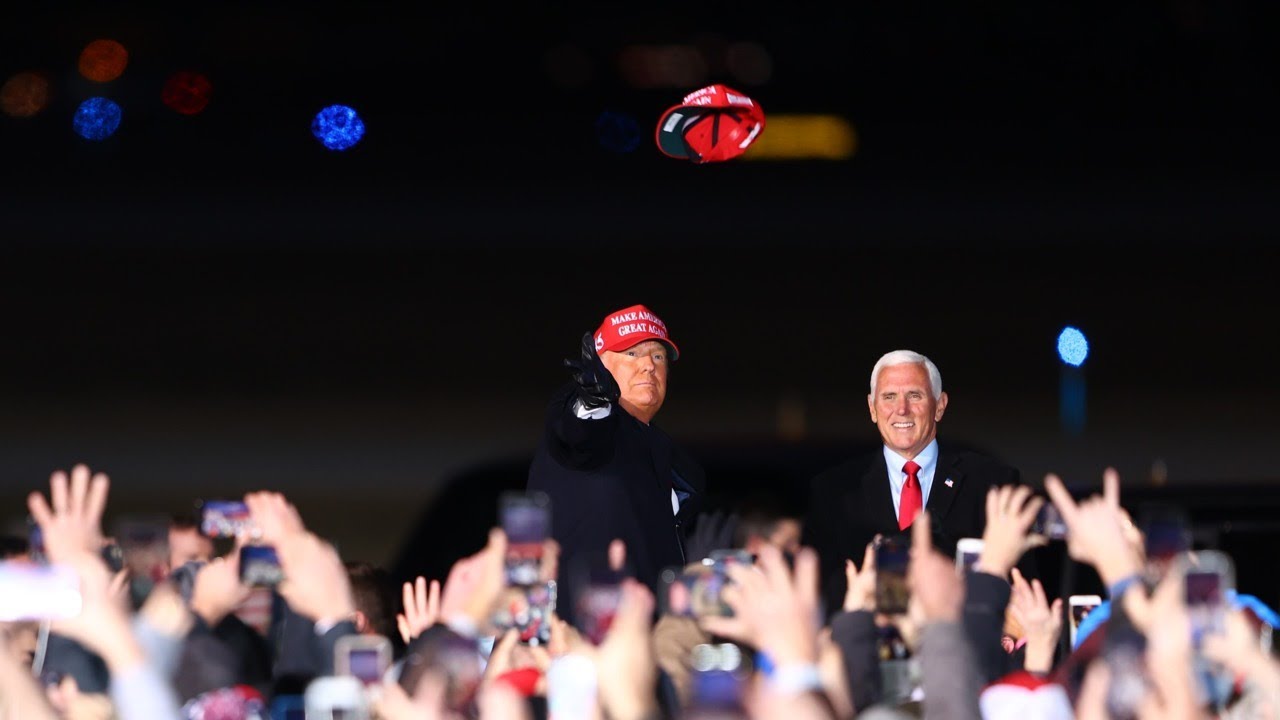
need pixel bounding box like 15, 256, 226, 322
743, 114, 857, 160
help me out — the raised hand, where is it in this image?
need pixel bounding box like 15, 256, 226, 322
843, 542, 877, 612
397, 576, 442, 644
702, 544, 822, 667
243, 491, 306, 546
908, 512, 964, 623
1043, 468, 1142, 586
439, 529, 508, 629
564, 332, 620, 410
977, 485, 1043, 578
595, 579, 659, 720
1008, 568, 1062, 673
190, 552, 251, 627
26, 464, 110, 563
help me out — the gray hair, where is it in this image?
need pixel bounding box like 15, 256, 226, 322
869, 350, 943, 400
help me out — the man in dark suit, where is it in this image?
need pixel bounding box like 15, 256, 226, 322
527, 304, 704, 623
805, 349, 1021, 614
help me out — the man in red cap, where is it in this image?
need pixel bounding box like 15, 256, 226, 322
527, 304, 704, 620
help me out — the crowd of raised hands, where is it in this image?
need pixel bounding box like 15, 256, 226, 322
2, 465, 1280, 719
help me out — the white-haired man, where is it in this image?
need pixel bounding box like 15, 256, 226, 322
805, 349, 1023, 612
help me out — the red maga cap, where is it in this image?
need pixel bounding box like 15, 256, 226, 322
594, 304, 679, 360
655, 84, 765, 163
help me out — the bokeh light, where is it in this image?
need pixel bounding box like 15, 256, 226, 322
1, 72, 50, 118
726, 42, 774, 85
311, 105, 365, 151
161, 71, 213, 115
1057, 326, 1089, 367
73, 97, 122, 140
78, 39, 128, 83
543, 45, 593, 89
741, 115, 857, 161
595, 111, 641, 153
618, 44, 708, 89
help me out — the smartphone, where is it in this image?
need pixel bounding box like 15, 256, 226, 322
198, 500, 253, 539
1068, 594, 1103, 647
955, 538, 984, 574
0, 562, 81, 621
708, 549, 754, 567
688, 643, 749, 718
491, 581, 557, 645
500, 491, 551, 586
658, 563, 733, 619
575, 580, 621, 645
336, 635, 391, 685
1182, 550, 1234, 645
238, 545, 283, 588
875, 537, 911, 615
1104, 625, 1148, 720
1031, 502, 1068, 541
304, 676, 368, 719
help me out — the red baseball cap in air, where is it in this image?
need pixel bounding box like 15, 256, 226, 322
655, 84, 765, 163
594, 304, 680, 360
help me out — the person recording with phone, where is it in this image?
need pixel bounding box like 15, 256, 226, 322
527, 304, 705, 622
804, 349, 1028, 615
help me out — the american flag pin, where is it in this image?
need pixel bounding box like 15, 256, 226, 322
944, 478, 954, 488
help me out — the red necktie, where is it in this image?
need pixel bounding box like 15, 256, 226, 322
899, 460, 922, 530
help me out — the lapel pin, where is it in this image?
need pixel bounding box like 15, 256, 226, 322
944, 478, 954, 488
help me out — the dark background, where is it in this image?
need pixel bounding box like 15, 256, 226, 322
2, 1, 1279, 600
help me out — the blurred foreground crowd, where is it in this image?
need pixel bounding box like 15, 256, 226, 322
1, 464, 1278, 720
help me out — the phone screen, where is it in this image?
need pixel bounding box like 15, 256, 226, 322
239, 545, 283, 587
500, 492, 550, 586
0, 562, 82, 621
955, 540, 983, 573
875, 538, 910, 615
1031, 503, 1068, 540
347, 648, 386, 684
200, 500, 252, 538
492, 581, 558, 645
1186, 570, 1225, 641
575, 583, 621, 645
1069, 596, 1102, 646
659, 564, 733, 619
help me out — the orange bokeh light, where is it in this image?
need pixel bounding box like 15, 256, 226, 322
1, 72, 50, 118
78, 39, 128, 82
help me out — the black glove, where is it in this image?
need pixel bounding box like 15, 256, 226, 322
564, 331, 620, 411
684, 510, 741, 563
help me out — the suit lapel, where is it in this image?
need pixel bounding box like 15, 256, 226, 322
926, 449, 964, 524
859, 457, 898, 533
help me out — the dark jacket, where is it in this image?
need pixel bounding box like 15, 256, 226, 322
829, 610, 883, 713
805, 445, 1022, 615
527, 383, 704, 618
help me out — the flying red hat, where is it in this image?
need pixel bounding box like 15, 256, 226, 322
655, 84, 765, 164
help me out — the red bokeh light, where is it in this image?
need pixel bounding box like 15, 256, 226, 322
161, 71, 212, 115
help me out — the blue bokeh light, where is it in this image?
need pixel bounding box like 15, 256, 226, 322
311, 105, 365, 151
595, 111, 641, 153
1057, 326, 1089, 367
73, 97, 122, 141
